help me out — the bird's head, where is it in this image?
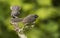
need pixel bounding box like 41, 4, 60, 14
33, 14, 38, 18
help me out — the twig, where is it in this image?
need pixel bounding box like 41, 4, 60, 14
11, 22, 27, 38
14, 23, 27, 38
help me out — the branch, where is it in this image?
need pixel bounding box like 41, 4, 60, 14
11, 22, 27, 38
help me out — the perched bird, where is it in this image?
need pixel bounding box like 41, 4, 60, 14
22, 14, 38, 25
21, 14, 38, 29
10, 5, 21, 18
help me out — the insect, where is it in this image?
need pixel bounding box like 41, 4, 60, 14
10, 5, 21, 18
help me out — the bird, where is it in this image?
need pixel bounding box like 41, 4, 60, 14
22, 14, 38, 25
10, 5, 21, 18
21, 14, 38, 29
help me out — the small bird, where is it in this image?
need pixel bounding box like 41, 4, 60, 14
22, 14, 38, 25
10, 5, 21, 18
21, 14, 38, 29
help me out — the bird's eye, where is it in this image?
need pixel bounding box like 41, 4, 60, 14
34, 15, 38, 18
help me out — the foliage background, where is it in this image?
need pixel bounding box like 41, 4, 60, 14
0, 0, 60, 38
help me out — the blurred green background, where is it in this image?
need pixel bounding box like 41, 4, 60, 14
0, 0, 60, 38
